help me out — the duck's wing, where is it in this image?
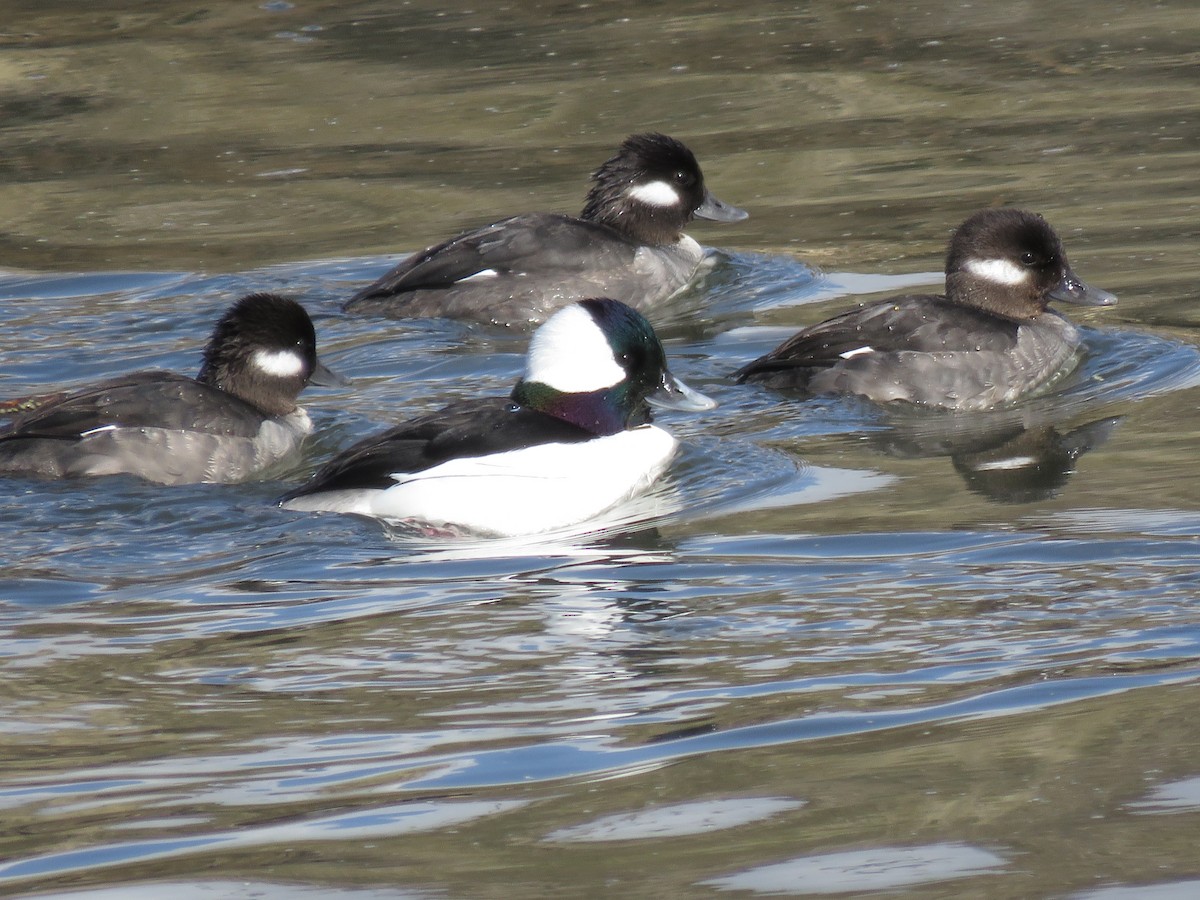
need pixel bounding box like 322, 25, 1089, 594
345, 214, 633, 305
280, 398, 592, 498
0, 373, 266, 440
734, 295, 1018, 379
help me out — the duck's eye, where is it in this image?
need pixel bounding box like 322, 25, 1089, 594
673, 170, 693, 186
1020, 252, 1037, 266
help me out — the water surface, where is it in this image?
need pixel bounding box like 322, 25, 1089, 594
3, 2, 1200, 898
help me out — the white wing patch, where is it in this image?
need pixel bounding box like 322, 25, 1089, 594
80, 424, 119, 437
458, 268, 499, 282
838, 346, 875, 360
252, 349, 305, 378
964, 257, 1029, 286
627, 180, 682, 208
524, 304, 625, 392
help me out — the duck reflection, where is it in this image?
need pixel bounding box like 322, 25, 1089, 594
871, 412, 1121, 503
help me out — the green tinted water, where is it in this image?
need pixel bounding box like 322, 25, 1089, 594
2, 2, 1200, 898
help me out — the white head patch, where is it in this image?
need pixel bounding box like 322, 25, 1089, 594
524, 304, 625, 393
252, 348, 306, 378
627, 180, 681, 209
964, 257, 1030, 287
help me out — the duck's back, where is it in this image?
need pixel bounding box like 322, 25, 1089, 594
344, 214, 704, 326
0, 373, 307, 483
737, 295, 1082, 410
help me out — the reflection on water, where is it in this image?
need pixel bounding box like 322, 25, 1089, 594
544, 797, 807, 843
1127, 776, 1200, 815
0, 800, 526, 884
1072, 883, 1200, 900
702, 842, 1008, 894
3, 1, 1200, 898
23, 885, 427, 900
870, 413, 1123, 503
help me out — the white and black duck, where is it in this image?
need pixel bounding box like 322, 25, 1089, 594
282, 298, 715, 536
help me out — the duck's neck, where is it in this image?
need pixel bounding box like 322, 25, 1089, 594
945, 272, 1045, 322
580, 189, 685, 246
511, 380, 647, 435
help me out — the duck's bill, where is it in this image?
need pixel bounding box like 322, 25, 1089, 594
694, 189, 749, 223
309, 358, 351, 387
647, 372, 718, 412
1048, 269, 1118, 306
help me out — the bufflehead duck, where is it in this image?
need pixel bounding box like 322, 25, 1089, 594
734, 208, 1116, 410
281, 298, 715, 536
343, 133, 748, 327
0, 292, 345, 484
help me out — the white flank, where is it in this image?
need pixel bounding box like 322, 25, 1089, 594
252, 348, 305, 378
524, 304, 625, 392
380, 427, 677, 535
458, 268, 499, 282
964, 257, 1029, 286
282, 428, 679, 536
627, 180, 681, 208
839, 346, 875, 360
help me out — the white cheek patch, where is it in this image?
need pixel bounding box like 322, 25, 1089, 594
627, 180, 682, 209
524, 305, 625, 393
973, 455, 1039, 471
965, 257, 1030, 286
458, 268, 499, 282
839, 346, 875, 360
252, 348, 306, 378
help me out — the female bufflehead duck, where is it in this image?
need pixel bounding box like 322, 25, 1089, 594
343, 133, 748, 327
281, 298, 715, 536
0, 293, 345, 484
734, 208, 1116, 410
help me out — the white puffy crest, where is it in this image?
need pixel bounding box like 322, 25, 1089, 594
524, 304, 625, 393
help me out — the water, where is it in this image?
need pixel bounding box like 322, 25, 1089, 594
3, 1, 1200, 897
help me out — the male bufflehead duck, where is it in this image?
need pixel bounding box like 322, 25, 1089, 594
281, 298, 715, 536
734, 208, 1116, 410
343, 133, 748, 327
0, 292, 345, 484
